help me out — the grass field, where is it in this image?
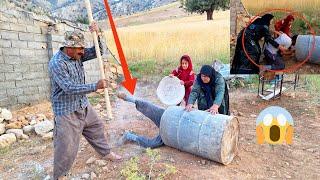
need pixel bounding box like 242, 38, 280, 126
104, 11, 230, 79
242, 0, 320, 34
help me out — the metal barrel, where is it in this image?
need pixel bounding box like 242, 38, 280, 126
295, 35, 320, 64
160, 106, 239, 165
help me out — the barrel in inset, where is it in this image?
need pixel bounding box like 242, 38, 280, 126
160, 106, 239, 165
295, 35, 320, 64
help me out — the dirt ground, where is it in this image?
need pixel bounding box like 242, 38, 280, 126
0, 81, 319, 179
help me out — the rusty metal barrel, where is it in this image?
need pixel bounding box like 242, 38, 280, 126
160, 106, 239, 165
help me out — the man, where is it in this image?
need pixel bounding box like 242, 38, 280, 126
48, 23, 121, 180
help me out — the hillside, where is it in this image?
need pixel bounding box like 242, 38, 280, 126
5, 0, 177, 22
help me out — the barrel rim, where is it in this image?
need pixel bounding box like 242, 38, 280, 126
220, 116, 240, 165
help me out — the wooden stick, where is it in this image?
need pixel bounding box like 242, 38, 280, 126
84, 0, 113, 120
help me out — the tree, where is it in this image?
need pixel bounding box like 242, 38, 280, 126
180, 0, 230, 20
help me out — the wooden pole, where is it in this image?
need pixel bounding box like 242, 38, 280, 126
84, 0, 113, 120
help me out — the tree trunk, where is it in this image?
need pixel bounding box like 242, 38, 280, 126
206, 9, 213, 20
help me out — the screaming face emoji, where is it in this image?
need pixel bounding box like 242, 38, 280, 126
256, 106, 294, 145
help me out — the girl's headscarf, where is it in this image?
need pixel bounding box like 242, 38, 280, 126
178, 54, 193, 73
283, 14, 295, 24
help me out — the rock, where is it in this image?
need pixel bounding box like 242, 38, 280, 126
117, 66, 123, 74
110, 83, 117, 89
200, 159, 207, 165
250, 114, 257, 118
25, 115, 36, 121
0, 133, 16, 148
95, 104, 102, 109
5, 121, 23, 129
23, 125, 34, 134
238, 112, 244, 116
34, 120, 54, 136
169, 158, 175, 163
86, 157, 97, 165
0, 123, 5, 135
8, 117, 17, 122
43, 175, 51, 180
36, 114, 47, 122
285, 174, 292, 179
17, 115, 26, 121
95, 160, 107, 167
6, 129, 24, 139
1, 108, 12, 121
0, 117, 4, 123
102, 166, 108, 172
30, 119, 37, 126
42, 132, 53, 140
21, 134, 29, 140
90, 172, 97, 179
81, 173, 90, 179
20, 119, 29, 126
110, 67, 117, 73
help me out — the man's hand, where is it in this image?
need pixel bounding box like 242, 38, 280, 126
96, 79, 108, 90
185, 104, 193, 112
180, 80, 185, 85
206, 104, 219, 115
89, 21, 100, 33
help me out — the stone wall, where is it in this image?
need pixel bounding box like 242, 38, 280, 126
0, 8, 101, 109
230, 0, 250, 36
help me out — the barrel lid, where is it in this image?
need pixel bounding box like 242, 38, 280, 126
156, 76, 185, 105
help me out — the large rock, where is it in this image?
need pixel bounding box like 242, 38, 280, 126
23, 125, 35, 134
0, 133, 16, 148
34, 120, 54, 136
5, 121, 23, 129
42, 132, 53, 140
0, 123, 5, 135
1, 108, 12, 121
6, 129, 24, 139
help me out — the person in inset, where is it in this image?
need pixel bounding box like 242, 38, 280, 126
185, 65, 230, 115
169, 55, 195, 105
231, 13, 287, 74
264, 31, 293, 70
48, 23, 121, 180
275, 14, 295, 37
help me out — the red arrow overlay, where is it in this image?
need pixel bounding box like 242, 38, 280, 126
103, 0, 137, 94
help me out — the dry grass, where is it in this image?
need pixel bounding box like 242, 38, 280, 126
242, 0, 320, 14
104, 11, 230, 78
